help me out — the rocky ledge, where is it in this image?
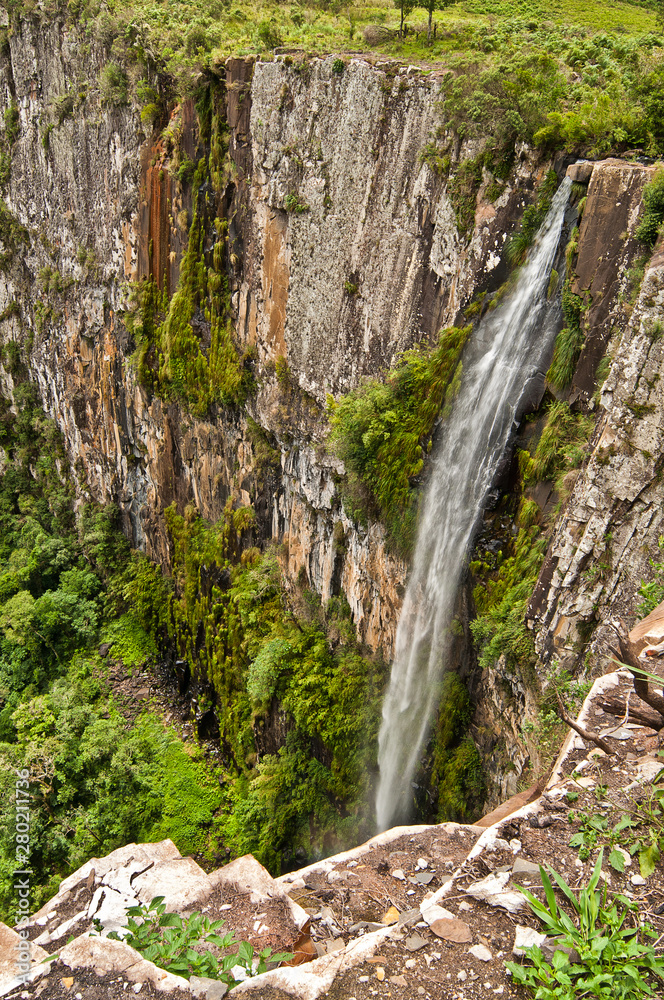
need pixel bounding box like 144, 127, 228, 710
2, 627, 663, 1000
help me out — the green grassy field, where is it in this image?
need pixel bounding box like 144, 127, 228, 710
101, 0, 656, 70
80, 0, 662, 161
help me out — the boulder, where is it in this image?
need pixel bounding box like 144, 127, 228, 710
133, 856, 213, 913
566, 161, 594, 183
0, 923, 50, 997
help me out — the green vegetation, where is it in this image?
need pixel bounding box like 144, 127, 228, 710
506, 170, 559, 265
124, 105, 253, 417
430, 672, 484, 820
0, 102, 19, 191
328, 325, 469, 555
0, 379, 390, 915
0, 382, 231, 919
109, 896, 292, 984
470, 400, 594, 699
471, 524, 547, 672
637, 535, 664, 614
636, 167, 664, 248
164, 505, 387, 871
506, 852, 664, 999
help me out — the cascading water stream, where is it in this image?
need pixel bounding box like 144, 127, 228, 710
376, 176, 572, 832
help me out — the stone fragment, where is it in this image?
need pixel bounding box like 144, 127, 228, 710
189, 977, 220, 999
540, 940, 580, 965
429, 918, 472, 943
398, 908, 422, 927
375, 967, 385, 980
511, 859, 542, 883
62, 978, 74, 989
636, 758, 663, 782
599, 728, 630, 741
469, 944, 492, 962
512, 925, 546, 956
631, 874, 646, 886
405, 959, 416, 969
416, 859, 428, 869
414, 871, 434, 885
206, 984, 229, 1000
457, 970, 467, 981
391, 869, 406, 881
381, 906, 400, 925
466, 873, 525, 913
420, 903, 454, 925
404, 934, 428, 952
390, 975, 408, 986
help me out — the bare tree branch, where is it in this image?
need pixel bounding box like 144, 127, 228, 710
554, 689, 615, 755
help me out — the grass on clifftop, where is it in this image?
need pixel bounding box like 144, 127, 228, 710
15, 0, 661, 159
90, 0, 656, 72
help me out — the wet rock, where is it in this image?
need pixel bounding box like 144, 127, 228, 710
566, 161, 594, 183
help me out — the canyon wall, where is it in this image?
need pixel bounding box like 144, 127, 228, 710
0, 16, 661, 812
529, 160, 664, 673
0, 18, 548, 653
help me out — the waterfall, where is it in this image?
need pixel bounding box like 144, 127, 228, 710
375, 176, 572, 832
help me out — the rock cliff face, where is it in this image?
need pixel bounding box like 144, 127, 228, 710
0, 19, 547, 653
529, 160, 662, 673
2, 15, 663, 814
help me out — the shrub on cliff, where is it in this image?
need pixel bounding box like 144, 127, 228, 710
637, 168, 664, 248
327, 325, 470, 556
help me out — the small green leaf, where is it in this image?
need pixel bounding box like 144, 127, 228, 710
609, 848, 625, 873
639, 842, 661, 878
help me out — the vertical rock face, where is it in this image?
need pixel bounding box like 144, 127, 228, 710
529, 161, 661, 670
568, 159, 653, 406
0, 24, 545, 653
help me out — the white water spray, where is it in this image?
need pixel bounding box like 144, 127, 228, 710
375, 177, 572, 832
